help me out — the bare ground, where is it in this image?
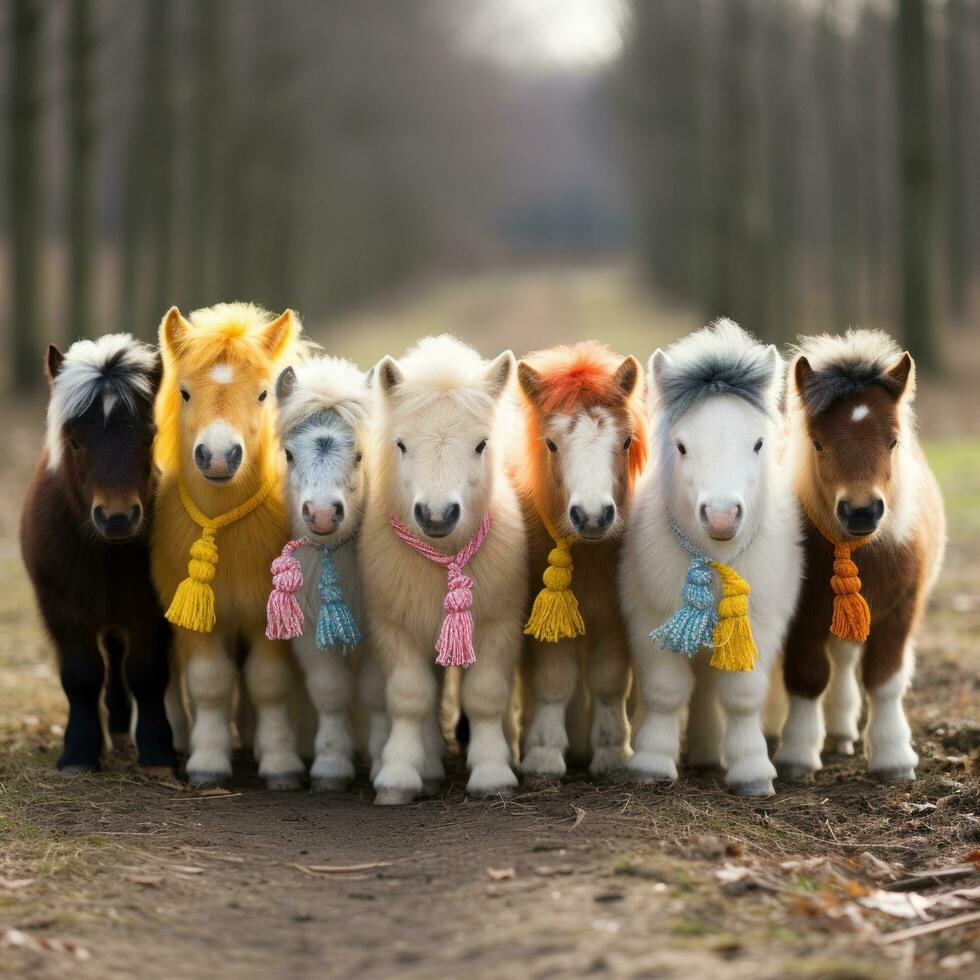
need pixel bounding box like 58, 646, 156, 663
1, 266, 978, 979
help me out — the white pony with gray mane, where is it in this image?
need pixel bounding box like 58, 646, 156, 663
273, 357, 388, 788
360, 335, 527, 804
619, 320, 802, 796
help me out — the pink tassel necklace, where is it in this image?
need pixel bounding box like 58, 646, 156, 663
389, 510, 493, 668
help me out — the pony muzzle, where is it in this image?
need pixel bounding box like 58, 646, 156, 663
568, 500, 616, 539
414, 500, 461, 538
193, 422, 244, 483
302, 499, 345, 536
836, 495, 884, 537
91, 495, 143, 540
699, 501, 743, 541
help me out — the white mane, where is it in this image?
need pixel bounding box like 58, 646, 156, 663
277, 356, 371, 436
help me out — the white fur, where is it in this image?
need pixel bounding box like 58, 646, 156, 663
556, 409, 620, 528
850, 404, 869, 422
619, 332, 802, 795
360, 336, 527, 802
209, 363, 235, 384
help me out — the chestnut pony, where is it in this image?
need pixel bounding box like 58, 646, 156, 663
152, 303, 304, 789
514, 342, 646, 777
21, 335, 177, 773
776, 331, 945, 784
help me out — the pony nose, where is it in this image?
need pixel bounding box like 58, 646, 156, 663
414, 502, 460, 538
569, 502, 616, 538
699, 502, 743, 541
193, 443, 212, 471
92, 504, 142, 540
194, 442, 243, 479
225, 444, 243, 473
837, 498, 884, 536
302, 501, 344, 534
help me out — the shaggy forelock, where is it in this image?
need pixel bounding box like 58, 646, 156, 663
46, 334, 158, 470
792, 329, 906, 417
655, 319, 781, 423
277, 356, 371, 438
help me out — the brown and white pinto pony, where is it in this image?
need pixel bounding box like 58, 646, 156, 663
775, 330, 945, 783
21, 335, 177, 773
514, 342, 646, 777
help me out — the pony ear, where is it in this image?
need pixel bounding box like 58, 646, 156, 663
261, 309, 298, 359
276, 366, 298, 402
45, 344, 65, 384
615, 355, 640, 397
376, 356, 403, 395
484, 350, 514, 400
647, 349, 671, 392
517, 361, 544, 403
793, 355, 813, 395
885, 351, 915, 400
161, 306, 191, 355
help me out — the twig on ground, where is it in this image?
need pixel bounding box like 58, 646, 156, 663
876, 909, 980, 945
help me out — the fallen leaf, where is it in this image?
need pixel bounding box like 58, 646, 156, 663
859, 889, 937, 920
2, 929, 91, 960
291, 862, 391, 875
127, 875, 163, 887
487, 867, 515, 881
534, 865, 574, 877
167, 865, 205, 875
857, 852, 899, 882
0, 878, 34, 891
570, 805, 586, 829
715, 864, 776, 895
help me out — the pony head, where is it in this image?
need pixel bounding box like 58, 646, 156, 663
517, 342, 645, 540
650, 319, 782, 549
376, 335, 513, 542
44, 334, 161, 540
791, 329, 915, 540
156, 303, 300, 489
275, 357, 372, 543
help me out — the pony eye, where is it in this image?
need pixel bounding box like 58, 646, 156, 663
284, 449, 293, 464
355, 451, 363, 464
545, 438, 557, 453
475, 439, 488, 455
677, 442, 686, 456
180, 388, 190, 402
623, 434, 633, 451
889, 438, 898, 450
754, 438, 763, 454
396, 439, 407, 455
812, 440, 823, 452
258, 390, 268, 402
67, 435, 80, 451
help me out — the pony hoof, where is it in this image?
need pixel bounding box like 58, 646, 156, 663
57, 762, 99, 776
776, 764, 815, 784
873, 765, 916, 784
468, 783, 515, 800
188, 770, 230, 789
374, 787, 418, 806
421, 779, 443, 797
730, 779, 775, 798
265, 772, 303, 792
311, 776, 350, 793
520, 748, 566, 780
823, 736, 855, 756
141, 765, 179, 781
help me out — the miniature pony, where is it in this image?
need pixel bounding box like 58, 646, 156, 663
619, 320, 802, 796
360, 335, 527, 804
21, 335, 177, 773
268, 357, 388, 789
152, 303, 305, 789
513, 342, 646, 778
775, 330, 945, 783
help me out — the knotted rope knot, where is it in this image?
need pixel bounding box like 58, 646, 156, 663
167, 474, 276, 634
390, 510, 493, 668
524, 518, 585, 643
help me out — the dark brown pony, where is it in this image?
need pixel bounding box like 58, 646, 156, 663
775, 330, 945, 784
21, 335, 176, 772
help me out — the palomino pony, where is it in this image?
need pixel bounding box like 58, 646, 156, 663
775, 330, 945, 783
360, 335, 527, 804
514, 342, 646, 778
619, 320, 802, 796
21, 335, 177, 773
268, 357, 388, 789
152, 303, 305, 789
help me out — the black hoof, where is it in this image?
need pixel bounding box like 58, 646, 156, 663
265, 772, 303, 792
777, 764, 815, 784
730, 779, 775, 797
187, 770, 229, 789
57, 761, 99, 775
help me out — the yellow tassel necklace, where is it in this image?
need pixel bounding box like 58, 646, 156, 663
166, 473, 277, 633
524, 514, 585, 643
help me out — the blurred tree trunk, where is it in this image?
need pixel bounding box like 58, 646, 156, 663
897, 0, 939, 370
8, 0, 44, 390
67, 0, 95, 340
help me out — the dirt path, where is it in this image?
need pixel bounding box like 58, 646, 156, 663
2, 269, 979, 978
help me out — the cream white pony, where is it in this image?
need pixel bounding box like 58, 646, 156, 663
619, 320, 803, 796
359, 335, 527, 804
272, 358, 388, 789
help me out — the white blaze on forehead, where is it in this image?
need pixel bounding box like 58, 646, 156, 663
851, 404, 870, 422
559, 408, 619, 512
209, 363, 235, 384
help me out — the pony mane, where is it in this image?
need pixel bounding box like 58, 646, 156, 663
46, 334, 158, 470
155, 302, 303, 472
655, 318, 781, 423
277, 356, 371, 436
791, 329, 909, 417
521, 341, 648, 487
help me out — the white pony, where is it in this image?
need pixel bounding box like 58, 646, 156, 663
271, 358, 388, 789
359, 335, 527, 804
619, 320, 803, 796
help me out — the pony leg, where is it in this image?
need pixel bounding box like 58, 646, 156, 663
293, 634, 355, 792
460, 621, 519, 798
761, 660, 788, 743
165, 657, 190, 755
521, 638, 577, 779
125, 617, 178, 770
823, 638, 863, 756
586, 630, 632, 777
102, 630, 132, 738
421, 701, 446, 793
628, 642, 694, 783
57, 636, 106, 772
864, 644, 918, 783
358, 649, 389, 782
687, 657, 723, 770
775, 635, 830, 782
184, 635, 235, 787
716, 666, 777, 797
244, 638, 305, 791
